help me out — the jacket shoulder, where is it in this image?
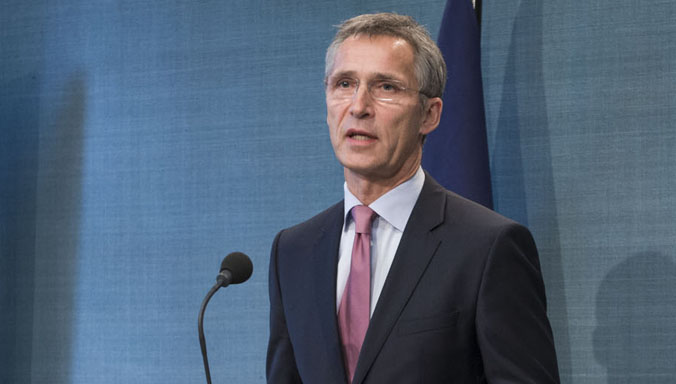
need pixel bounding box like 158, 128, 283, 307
422, 173, 523, 231
445, 189, 520, 229
276, 201, 344, 243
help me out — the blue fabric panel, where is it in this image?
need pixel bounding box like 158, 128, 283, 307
482, 1, 676, 383
1, 1, 445, 383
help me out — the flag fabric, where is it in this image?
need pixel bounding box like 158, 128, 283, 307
422, 0, 493, 209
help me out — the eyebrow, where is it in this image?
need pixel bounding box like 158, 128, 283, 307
328, 71, 406, 83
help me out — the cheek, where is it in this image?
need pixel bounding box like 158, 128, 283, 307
391, 119, 423, 153
327, 116, 342, 148
326, 105, 342, 129
391, 115, 420, 141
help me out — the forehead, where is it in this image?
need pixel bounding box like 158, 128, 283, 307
330, 35, 416, 82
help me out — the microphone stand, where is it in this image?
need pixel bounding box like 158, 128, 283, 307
198, 281, 222, 384
197, 252, 252, 384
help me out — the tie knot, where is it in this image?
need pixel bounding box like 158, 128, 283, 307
352, 205, 376, 234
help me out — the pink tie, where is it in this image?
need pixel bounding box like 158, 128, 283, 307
338, 205, 376, 383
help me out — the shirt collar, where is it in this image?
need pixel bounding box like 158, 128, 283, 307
343, 167, 425, 231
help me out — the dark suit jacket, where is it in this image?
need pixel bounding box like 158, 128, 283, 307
267, 174, 560, 383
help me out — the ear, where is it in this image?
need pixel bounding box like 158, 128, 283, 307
419, 97, 443, 136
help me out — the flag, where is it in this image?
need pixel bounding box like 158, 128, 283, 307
422, 0, 493, 209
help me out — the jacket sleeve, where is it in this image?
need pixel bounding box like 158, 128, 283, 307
266, 230, 303, 383
476, 223, 561, 383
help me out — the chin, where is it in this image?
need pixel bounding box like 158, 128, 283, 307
339, 157, 379, 173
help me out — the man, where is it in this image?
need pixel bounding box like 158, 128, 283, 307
267, 13, 559, 383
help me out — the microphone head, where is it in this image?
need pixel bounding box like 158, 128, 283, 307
220, 252, 253, 284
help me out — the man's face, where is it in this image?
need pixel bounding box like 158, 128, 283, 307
326, 35, 438, 184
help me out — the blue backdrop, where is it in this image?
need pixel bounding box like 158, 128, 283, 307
2, 1, 675, 383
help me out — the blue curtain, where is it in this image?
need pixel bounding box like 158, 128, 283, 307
2, 1, 675, 383
422, 0, 493, 208
483, 1, 676, 382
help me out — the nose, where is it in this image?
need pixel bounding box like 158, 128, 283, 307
348, 84, 374, 119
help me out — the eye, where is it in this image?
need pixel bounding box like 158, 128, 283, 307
335, 78, 356, 89
375, 81, 402, 93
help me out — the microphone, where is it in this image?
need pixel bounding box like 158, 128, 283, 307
217, 251, 254, 287
198, 252, 253, 384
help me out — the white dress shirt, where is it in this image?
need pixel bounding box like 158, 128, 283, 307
336, 167, 425, 317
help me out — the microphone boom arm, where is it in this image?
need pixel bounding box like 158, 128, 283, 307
198, 252, 253, 383
198, 281, 222, 384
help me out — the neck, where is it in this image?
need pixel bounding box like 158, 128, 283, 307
344, 159, 420, 206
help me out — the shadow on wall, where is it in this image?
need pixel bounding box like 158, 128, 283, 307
29, 74, 87, 383
594, 252, 676, 383
491, 0, 571, 381
0, 74, 41, 383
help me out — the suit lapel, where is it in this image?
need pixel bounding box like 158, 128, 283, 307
311, 202, 349, 384
352, 176, 448, 384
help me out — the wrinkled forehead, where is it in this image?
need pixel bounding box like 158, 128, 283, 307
328, 35, 417, 83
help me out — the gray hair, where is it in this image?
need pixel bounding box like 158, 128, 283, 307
325, 13, 447, 99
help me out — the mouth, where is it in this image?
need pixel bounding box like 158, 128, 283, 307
346, 129, 377, 142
